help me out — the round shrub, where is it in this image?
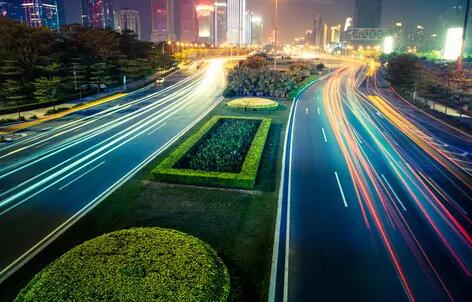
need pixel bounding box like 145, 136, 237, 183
227, 98, 279, 111
16, 228, 230, 302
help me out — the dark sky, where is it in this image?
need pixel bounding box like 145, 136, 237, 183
64, 0, 448, 42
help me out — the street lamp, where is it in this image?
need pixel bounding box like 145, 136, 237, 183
274, 0, 278, 70
457, 0, 471, 72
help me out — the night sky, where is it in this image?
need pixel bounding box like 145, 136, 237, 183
63, 0, 448, 42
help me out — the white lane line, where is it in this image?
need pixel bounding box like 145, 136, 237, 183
147, 122, 167, 136
381, 174, 407, 211
58, 161, 106, 191
317, 107, 321, 115
322, 128, 328, 143
0, 96, 223, 284
334, 172, 348, 208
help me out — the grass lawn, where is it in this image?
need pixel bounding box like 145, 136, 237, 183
0, 98, 291, 302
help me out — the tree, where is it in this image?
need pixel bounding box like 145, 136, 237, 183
386, 54, 424, 97
1, 80, 26, 119
33, 76, 61, 111
90, 62, 112, 95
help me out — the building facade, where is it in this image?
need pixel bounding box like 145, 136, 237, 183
81, 0, 114, 29
114, 9, 141, 39
227, 0, 245, 45
180, 0, 196, 42
151, 0, 175, 43
354, 0, 381, 28
0, 0, 22, 21
21, 0, 60, 30
251, 15, 263, 46
214, 1, 227, 45
195, 2, 214, 43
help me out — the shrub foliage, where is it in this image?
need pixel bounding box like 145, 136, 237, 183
176, 118, 260, 172
227, 98, 279, 111
153, 116, 271, 189
16, 228, 230, 302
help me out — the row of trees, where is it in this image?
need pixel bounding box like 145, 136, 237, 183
0, 18, 176, 117
385, 54, 472, 116
225, 55, 325, 98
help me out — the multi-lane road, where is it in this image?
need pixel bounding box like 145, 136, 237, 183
271, 60, 472, 301
0, 59, 227, 282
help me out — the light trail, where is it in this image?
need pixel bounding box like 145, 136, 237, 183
321, 59, 472, 301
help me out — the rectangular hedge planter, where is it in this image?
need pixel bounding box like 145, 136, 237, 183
152, 116, 272, 189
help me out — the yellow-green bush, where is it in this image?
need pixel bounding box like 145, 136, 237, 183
16, 228, 230, 302
227, 98, 279, 111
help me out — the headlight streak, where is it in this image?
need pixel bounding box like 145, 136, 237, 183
322, 60, 472, 301
0, 60, 226, 214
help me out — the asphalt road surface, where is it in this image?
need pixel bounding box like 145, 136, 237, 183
271, 60, 472, 302
0, 59, 227, 282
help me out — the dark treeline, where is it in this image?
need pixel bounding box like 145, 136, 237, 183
0, 17, 175, 114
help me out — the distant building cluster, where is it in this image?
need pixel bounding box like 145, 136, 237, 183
0, 0, 64, 31
0, 0, 264, 45
294, 0, 470, 57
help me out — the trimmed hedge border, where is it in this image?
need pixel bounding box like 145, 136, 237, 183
16, 228, 230, 302
287, 75, 321, 99
227, 98, 279, 112
152, 116, 271, 189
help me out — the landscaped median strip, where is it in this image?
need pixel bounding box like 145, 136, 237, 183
0, 93, 127, 134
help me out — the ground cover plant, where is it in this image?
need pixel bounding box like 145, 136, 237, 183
153, 116, 271, 189
15, 228, 230, 302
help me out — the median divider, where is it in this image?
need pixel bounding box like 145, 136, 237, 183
0, 93, 127, 134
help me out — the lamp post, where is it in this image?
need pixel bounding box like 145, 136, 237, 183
274, 0, 278, 70
457, 0, 471, 73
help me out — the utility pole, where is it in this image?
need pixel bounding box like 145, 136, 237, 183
457, 0, 471, 72
274, 0, 278, 70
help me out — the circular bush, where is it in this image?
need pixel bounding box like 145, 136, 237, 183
16, 228, 230, 302
227, 97, 279, 111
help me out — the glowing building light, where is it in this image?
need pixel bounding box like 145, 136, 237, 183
383, 36, 394, 54
443, 28, 463, 61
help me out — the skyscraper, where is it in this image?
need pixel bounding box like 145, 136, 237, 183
180, 0, 196, 42
0, 0, 22, 21
354, 0, 381, 28
330, 24, 341, 43
151, 0, 175, 43
227, 0, 245, 45
251, 15, 263, 46
214, 1, 227, 45
312, 15, 322, 48
114, 9, 141, 39
195, 2, 214, 44
244, 10, 253, 45
81, 0, 114, 29
21, 0, 60, 30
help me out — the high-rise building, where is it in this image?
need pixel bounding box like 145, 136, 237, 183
114, 9, 141, 39
251, 15, 263, 45
354, 0, 381, 28
21, 0, 60, 30
312, 15, 323, 48
195, 2, 214, 44
81, 0, 114, 29
0, 0, 22, 21
244, 10, 253, 45
330, 24, 341, 43
151, 0, 175, 43
180, 0, 196, 42
214, 1, 227, 45
322, 23, 328, 50
227, 0, 245, 45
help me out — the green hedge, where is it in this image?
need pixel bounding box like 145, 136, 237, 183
227, 98, 279, 112
153, 116, 271, 189
16, 228, 230, 302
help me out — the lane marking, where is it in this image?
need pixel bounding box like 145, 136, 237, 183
0, 96, 224, 284
147, 122, 167, 136
334, 172, 349, 208
305, 108, 309, 115
317, 107, 321, 115
381, 174, 407, 211
58, 161, 106, 191
322, 128, 328, 143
